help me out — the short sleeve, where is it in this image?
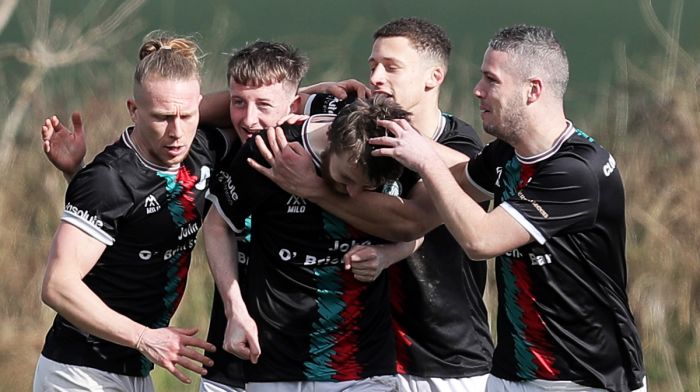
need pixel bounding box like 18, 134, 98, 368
466, 141, 503, 198
62, 163, 133, 246
501, 155, 599, 244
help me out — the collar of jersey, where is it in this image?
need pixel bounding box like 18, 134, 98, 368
432, 113, 447, 141
301, 114, 336, 169
515, 120, 575, 165
122, 126, 181, 174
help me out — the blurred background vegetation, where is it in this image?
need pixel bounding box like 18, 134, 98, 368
1, 0, 698, 390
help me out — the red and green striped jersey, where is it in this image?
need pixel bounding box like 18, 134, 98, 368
41, 126, 233, 377
207, 118, 395, 382
467, 122, 645, 391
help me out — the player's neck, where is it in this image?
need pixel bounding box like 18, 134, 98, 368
305, 119, 331, 157
513, 111, 569, 158
411, 103, 444, 140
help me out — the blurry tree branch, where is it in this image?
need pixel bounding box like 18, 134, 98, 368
640, 0, 698, 100
0, 0, 145, 168
0, 0, 19, 35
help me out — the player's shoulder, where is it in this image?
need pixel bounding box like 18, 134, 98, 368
440, 113, 482, 141
305, 93, 355, 115
442, 113, 476, 133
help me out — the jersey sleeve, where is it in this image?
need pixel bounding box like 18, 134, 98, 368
304, 93, 354, 115
61, 163, 133, 246
501, 155, 599, 245
466, 141, 502, 198
206, 130, 277, 233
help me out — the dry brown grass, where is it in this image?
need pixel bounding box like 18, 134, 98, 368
1, 1, 699, 391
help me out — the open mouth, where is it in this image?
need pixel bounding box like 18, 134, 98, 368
165, 145, 186, 157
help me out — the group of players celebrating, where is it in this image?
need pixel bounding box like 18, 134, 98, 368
34, 17, 646, 392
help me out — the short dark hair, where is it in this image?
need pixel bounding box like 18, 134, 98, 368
328, 95, 410, 187
226, 41, 309, 90
489, 24, 569, 98
373, 17, 451, 67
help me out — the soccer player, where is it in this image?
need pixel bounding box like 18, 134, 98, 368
206, 95, 419, 392
34, 32, 237, 391
250, 18, 493, 392
200, 40, 309, 392
371, 24, 647, 392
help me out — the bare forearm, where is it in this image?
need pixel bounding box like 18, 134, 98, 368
431, 140, 470, 169
203, 212, 248, 319
307, 185, 436, 242
42, 275, 144, 348
417, 161, 493, 260
379, 238, 424, 268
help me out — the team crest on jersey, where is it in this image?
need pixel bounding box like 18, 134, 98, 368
287, 195, 307, 213
145, 194, 161, 214
382, 180, 402, 196
195, 165, 211, 190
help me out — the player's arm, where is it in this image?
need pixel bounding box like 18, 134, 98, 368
303, 142, 478, 242
41, 113, 87, 181
344, 238, 424, 282
199, 90, 233, 128
414, 160, 531, 259
248, 127, 454, 242
371, 119, 531, 260
202, 210, 260, 363
313, 180, 438, 242
41, 223, 215, 384
297, 79, 371, 111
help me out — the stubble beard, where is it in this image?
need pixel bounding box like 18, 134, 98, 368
483, 95, 527, 146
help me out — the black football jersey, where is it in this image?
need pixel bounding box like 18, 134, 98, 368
41, 126, 233, 376
207, 116, 396, 382
306, 93, 494, 378
467, 123, 645, 391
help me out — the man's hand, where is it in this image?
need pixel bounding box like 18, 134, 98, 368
299, 79, 371, 99
41, 112, 87, 178
276, 113, 309, 126
343, 244, 392, 283
223, 312, 261, 364
247, 126, 324, 197
135, 326, 216, 384
370, 118, 440, 174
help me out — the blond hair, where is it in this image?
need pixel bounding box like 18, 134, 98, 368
134, 30, 202, 86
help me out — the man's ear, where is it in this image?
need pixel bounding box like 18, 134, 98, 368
526, 78, 543, 104
426, 65, 446, 90
127, 99, 137, 122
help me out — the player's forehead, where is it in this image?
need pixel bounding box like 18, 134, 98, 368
137, 77, 201, 110
369, 36, 421, 64
481, 49, 513, 76
329, 150, 366, 181
230, 80, 294, 99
